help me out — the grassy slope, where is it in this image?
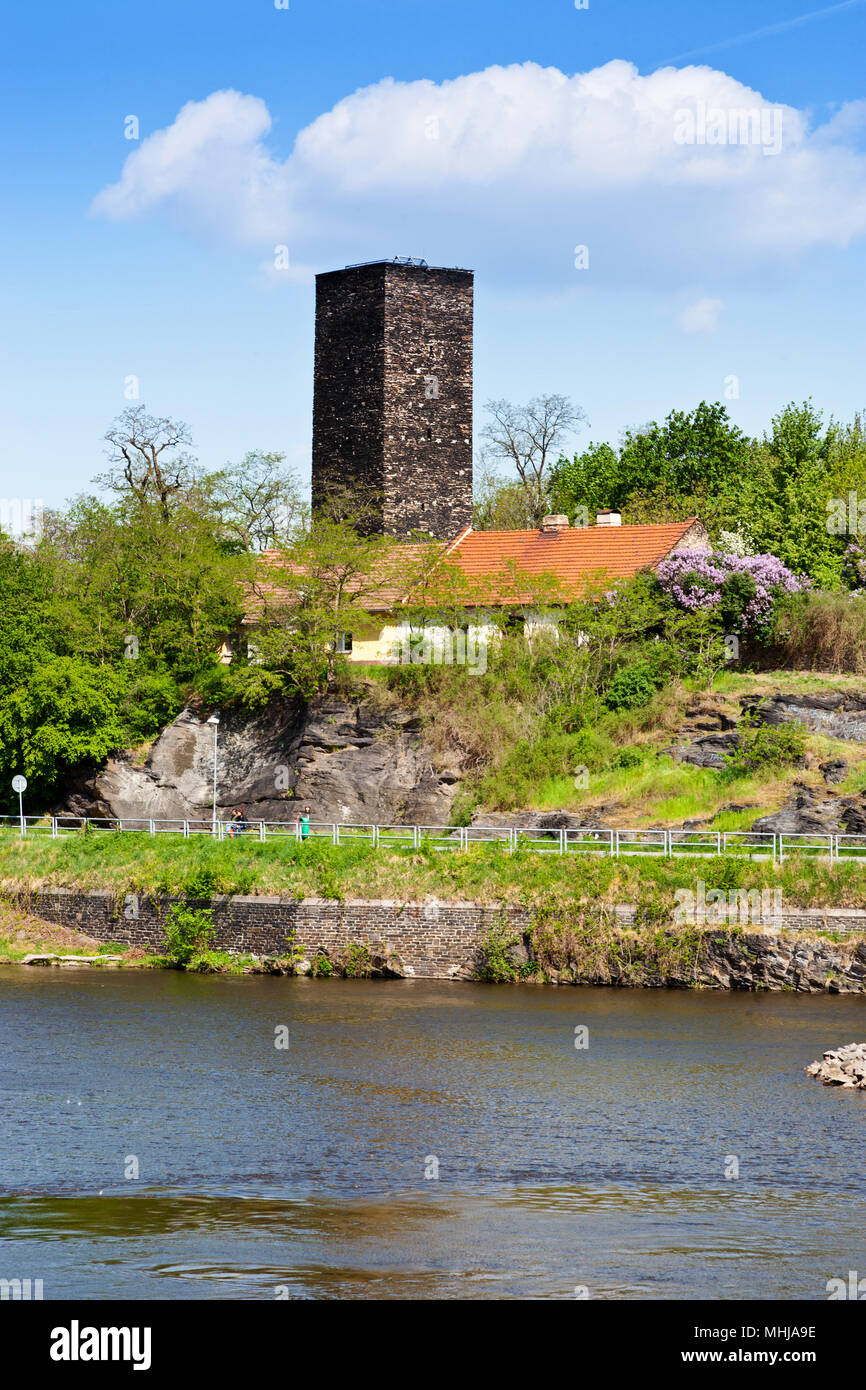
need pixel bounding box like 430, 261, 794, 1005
2, 827, 866, 910
3, 668, 865, 915
0, 900, 140, 962
438, 666, 866, 826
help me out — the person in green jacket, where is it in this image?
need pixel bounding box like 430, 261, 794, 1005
298, 807, 311, 840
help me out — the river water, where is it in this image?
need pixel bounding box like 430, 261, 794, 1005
1, 969, 864, 1300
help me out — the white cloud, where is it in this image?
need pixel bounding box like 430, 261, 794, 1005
91, 90, 284, 244
91, 62, 866, 282
678, 297, 725, 333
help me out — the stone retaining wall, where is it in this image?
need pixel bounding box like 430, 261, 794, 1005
9, 888, 866, 990
12, 889, 508, 979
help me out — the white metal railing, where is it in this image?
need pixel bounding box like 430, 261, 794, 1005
614, 828, 667, 857
565, 828, 615, 855
0, 815, 853, 865
722, 830, 777, 861
835, 833, 866, 861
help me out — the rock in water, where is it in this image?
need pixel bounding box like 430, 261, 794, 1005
804, 1042, 866, 1088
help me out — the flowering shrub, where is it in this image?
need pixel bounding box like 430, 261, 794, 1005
842, 542, 866, 594
716, 525, 756, 557
656, 551, 808, 631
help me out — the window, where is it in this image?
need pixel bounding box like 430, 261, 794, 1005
335, 631, 353, 654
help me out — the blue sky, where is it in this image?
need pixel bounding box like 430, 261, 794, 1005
2, 0, 866, 510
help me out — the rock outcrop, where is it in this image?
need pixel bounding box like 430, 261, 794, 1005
60, 692, 463, 827
665, 698, 739, 769
697, 932, 866, 993
669, 731, 739, 769
742, 692, 866, 742
805, 1043, 866, 1087
57, 683, 866, 835
820, 758, 848, 785
531, 927, 866, 992
750, 781, 866, 837
667, 690, 866, 770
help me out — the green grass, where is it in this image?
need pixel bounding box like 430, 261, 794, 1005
711, 669, 866, 696
0, 927, 136, 964
474, 752, 794, 825
2, 825, 866, 910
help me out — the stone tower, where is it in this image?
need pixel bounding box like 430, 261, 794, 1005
312, 259, 473, 539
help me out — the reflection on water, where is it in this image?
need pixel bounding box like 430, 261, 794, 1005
1, 970, 864, 1298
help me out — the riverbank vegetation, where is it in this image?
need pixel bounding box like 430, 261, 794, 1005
0, 901, 141, 964
474, 908, 707, 987
4, 829, 866, 910
379, 654, 866, 821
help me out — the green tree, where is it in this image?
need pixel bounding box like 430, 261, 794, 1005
549, 442, 621, 519
200, 450, 306, 553
619, 401, 750, 497
752, 401, 837, 585
243, 516, 415, 699
473, 467, 541, 530
549, 402, 751, 525
0, 540, 129, 807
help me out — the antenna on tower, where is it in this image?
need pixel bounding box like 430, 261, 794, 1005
343, 256, 430, 269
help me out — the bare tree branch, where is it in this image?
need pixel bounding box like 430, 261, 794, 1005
97, 406, 197, 517
480, 394, 586, 525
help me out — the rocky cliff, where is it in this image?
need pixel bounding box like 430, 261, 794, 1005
59, 685, 866, 834
61, 692, 463, 826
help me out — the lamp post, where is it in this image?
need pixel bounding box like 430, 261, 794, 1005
207, 713, 220, 836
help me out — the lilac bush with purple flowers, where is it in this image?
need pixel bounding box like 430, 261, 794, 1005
842, 542, 866, 595
656, 550, 809, 631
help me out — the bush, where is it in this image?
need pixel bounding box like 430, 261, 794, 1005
161, 904, 216, 966
604, 661, 662, 712
657, 550, 807, 631
310, 950, 334, 978
183, 863, 221, 898
721, 711, 805, 781
611, 747, 643, 770
473, 728, 612, 810
341, 942, 373, 978
475, 916, 522, 982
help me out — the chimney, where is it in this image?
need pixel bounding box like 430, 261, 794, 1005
596, 508, 622, 527
540, 514, 569, 535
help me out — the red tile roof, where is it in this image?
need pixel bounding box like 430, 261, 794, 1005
444, 519, 704, 602
246, 519, 704, 617
246, 542, 439, 619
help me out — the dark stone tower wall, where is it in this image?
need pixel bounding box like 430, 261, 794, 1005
312, 265, 386, 523
312, 261, 473, 539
